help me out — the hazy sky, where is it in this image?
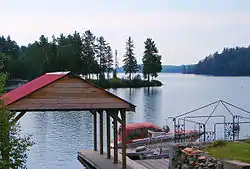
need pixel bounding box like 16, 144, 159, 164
1, 0, 250, 65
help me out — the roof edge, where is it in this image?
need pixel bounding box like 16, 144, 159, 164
3, 72, 70, 106
70, 73, 136, 112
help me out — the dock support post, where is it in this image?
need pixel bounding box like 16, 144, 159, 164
106, 111, 111, 159
113, 111, 118, 164
121, 109, 126, 169
99, 110, 103, 155
93, 111, 97, 151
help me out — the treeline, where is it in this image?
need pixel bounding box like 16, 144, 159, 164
184, 46, 250, 76
0, 30, 162, 81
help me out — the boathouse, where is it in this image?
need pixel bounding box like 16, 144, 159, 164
2, 71, 136, 169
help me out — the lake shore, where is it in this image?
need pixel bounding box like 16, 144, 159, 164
4, 77, 163, 91
89, 78, 163, 89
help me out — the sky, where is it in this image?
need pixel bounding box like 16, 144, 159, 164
1, 0, 250, 65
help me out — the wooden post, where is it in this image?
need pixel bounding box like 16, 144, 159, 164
93, 111, 97, 151
106, 111, 111, 159
121, 109, 126, 169
99, 110, 103, 155
113, 111, 118, 164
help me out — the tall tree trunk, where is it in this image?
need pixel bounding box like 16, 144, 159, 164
147, 74, 150, 83
129, 73, 131, 80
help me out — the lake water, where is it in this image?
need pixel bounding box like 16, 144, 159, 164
19, 73, 250, 169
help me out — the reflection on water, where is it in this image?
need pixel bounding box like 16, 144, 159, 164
19, 73, 250, 169
143, 87, 162, 126
21, 112, 93, 169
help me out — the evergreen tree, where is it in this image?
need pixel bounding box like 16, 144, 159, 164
113, 49, 119, 79
38, 35, 50, 66
123, 37, 138, 80
190, 46, 250, 76
0, 53, 8, 73
69, 31, 83, 74
96, 36, 109, 80
142, 38, 162, 82
81, 30, 96, 78
106, 46, 113, 79
47, 35, 58, 72
0, 36, 24, 79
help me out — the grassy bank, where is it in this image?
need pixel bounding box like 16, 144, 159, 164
89, 77, 162, 89
206, 140, 250, 163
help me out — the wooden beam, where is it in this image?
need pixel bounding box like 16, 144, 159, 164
99, 110, 103, 155
92, 111, 97, 151
106, 111, 111, 159
9, 111, 26, 126
121, 109, 126, 169
113, 111, 118, 164
110, 113, 122, 124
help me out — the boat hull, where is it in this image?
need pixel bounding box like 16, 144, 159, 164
111, 132, 203, 148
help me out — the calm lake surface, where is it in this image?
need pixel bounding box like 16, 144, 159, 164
19, 73, 250, 169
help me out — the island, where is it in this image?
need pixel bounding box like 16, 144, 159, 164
0, 33, 163, 89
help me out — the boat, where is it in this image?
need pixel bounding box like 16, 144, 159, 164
111, 122, 202, 148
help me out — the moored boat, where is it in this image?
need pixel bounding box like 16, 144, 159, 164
111, 122, 202, 148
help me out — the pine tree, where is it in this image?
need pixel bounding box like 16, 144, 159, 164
0, 53, 8, 72
115, 49, 119, 70
123, 37, 138, 80
81, 30, 96, 78
142, 38, 162, 82
106, 46, 113, 79
96, 36, 109, 80
113, 49, 119, 79
67, 32, 83, 74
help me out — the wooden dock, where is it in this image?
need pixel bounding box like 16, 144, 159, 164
78, 150, 169, 169
136, 159, 169, 169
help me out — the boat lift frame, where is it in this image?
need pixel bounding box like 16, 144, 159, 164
169, 100, 250, 142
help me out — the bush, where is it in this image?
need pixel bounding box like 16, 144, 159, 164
133, 74, 142, 81
89, 75, 163, 88
244, 139, 250, 144
212, 140, 227, 147
151, 80, 162, 86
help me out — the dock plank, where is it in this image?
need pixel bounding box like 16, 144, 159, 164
136, 159, 169, 169
78, 150, 146, 169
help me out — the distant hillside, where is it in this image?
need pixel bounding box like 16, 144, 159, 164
117, 65, 184, 73
161, 65, 185, 73
187, 46, 250, 76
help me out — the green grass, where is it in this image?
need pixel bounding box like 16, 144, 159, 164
206, 141, 250, 163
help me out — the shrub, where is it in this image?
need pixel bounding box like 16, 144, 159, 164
133, 74, 142, 81
244, 139, 250, 144
151, 80, 162, 86
89, 76, 163, 88
212, 140, 227, 147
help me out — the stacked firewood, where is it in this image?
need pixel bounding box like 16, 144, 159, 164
176, 146, 223, 169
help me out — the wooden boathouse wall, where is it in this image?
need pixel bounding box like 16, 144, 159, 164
2, 72, 135, 169
7, 75, 134, 111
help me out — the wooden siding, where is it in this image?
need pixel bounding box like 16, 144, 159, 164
8, 76, 134, 111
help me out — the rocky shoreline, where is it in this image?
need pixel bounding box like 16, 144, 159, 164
168, 141, 250, 169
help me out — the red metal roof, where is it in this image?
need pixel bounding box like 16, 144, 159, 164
1, 72, 70, 106
119, 122, 162, 130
